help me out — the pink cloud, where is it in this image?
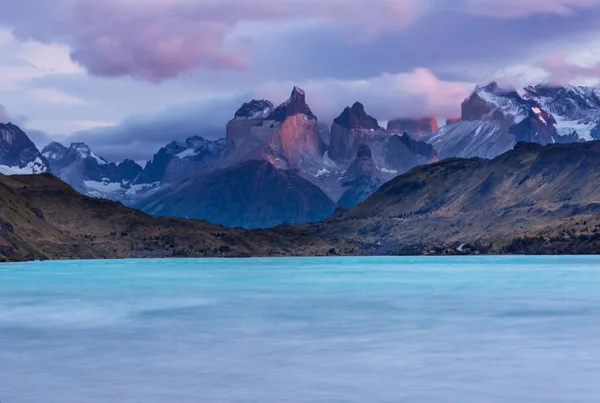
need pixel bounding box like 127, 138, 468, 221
540, 52, 600, 84
467, 0, 600, 17
5, 0, 423, 82
257, 68, 471, 121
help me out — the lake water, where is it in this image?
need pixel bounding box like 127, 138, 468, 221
2, 256, 600, 402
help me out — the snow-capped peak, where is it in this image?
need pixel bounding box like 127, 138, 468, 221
69, 142, 108, 165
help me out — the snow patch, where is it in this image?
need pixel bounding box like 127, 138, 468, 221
0, 157, 47, 175
315, 168, 330, 177
380, 168, 398, 175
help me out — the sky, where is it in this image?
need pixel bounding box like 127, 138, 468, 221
1, 0, 600, 162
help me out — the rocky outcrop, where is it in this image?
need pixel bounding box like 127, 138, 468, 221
425, 82, 566, 159
222, 87, 326, 172
0, 123, 48, 175
329, 102, 385, 163
338, 144, 385, 207
387, 118, 439, 140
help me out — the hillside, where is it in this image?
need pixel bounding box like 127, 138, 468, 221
310, 141, 600, 255
0, 174, 360, 262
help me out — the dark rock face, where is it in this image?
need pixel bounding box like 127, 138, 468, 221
334, 102, 381, 131
509, 109, 558, 145
338, 144, 385, 208
329, 103, 437, 172
137, 160, 336, 229
592, 124, 600, 140
118, 159, 143, 182
385, 134, 438, 172
329, 104, 384, 163
0, 123, 48, 174
387, 118, 439, 140
267, 87, 317, 122
234, 100, 274, 119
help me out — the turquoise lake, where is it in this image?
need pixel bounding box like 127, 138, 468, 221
2, 256, 600, 402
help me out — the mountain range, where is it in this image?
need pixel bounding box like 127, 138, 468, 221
4, 138, 600, 261
2, 81, 600, 229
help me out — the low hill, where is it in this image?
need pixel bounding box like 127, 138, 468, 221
311, 141, 600, 255
0, 174, 359, 262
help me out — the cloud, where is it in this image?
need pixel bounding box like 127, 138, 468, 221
466, 0, 600, 17
0, 0, 423, 82
59, 68, 469, 162
0, 103, 10, 123
62, 94, 248, 161
260, 68, 471, 122
30, 88, 89, 104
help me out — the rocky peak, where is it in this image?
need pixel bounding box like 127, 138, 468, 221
69, 142, 107, 164
42, 141, 68, 158
334, 102, 381, 130
387, 118, 438, 140
234, 100, 274, 120
267, 86, 317, 122
0, 123, 48, 174
118, 159, 143, 182
462, 81, 541, 126
522, 84, 600, 140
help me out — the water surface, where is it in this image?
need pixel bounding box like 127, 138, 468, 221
2, 256, 600, 402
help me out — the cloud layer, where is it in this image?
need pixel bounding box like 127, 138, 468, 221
2, 0, 423, 81
1, 0, 600, 162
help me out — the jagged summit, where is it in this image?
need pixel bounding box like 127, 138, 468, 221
234, 100, 274, 120
333, 102, 381, 130
0, 122, 48, 175
267, 86, 317, 122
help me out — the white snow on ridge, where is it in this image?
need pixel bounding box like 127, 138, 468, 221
477, 89, 527, 124
0, 158, 47, 175
83, 180, 123, 193
315, 168, 330, 177
175, 148, 197, 159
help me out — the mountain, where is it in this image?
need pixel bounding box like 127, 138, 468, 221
0, 123, 48, 175
42, 141, 146, 202
134, 136, 226, 185
137, 87, 338, 227
312, 140, 600, 255
136, 160, 336, 229
0, 172, 359, 261
137, 96, 440, 227
337, 144, 385, 208
386, 118, 439, 140
328, 102, 438, 177
425, 82, 567, 159
522, 84, 600, 141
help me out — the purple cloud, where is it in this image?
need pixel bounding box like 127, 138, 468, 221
2, 0, 423, 82
0, 103, 10, 123
466, 0, 600, 17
